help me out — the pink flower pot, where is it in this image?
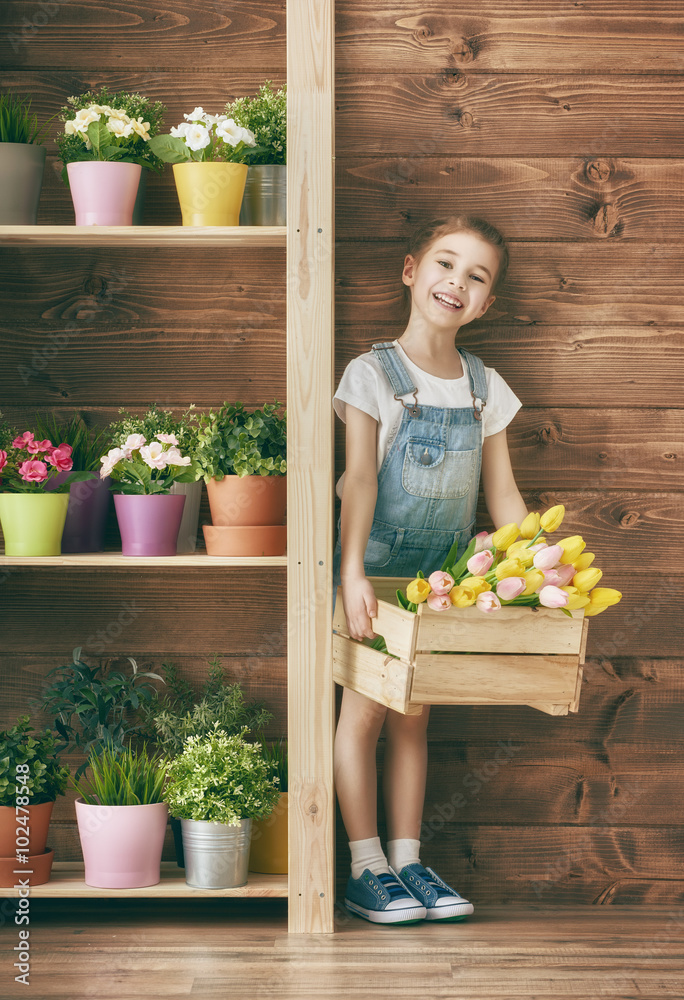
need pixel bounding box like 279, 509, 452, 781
114, 493, 186, 556
75, 798, 168, 889
66, 161, 142, 226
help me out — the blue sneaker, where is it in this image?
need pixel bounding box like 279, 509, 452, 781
392, 863, 474, 921
344, 868, 427, 924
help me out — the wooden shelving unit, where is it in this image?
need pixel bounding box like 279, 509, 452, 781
4, 864, 287, 898
0, 0, 335, 933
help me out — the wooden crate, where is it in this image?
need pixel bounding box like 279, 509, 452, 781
333, 577, 589, 717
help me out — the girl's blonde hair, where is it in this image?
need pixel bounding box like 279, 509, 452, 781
406, 215, 509, 292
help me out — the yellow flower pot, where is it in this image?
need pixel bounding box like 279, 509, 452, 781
172, 162, 248, 226
0, 493, 69, 556
248, 792, 288, 874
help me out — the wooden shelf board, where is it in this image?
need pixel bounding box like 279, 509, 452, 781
0, 225, 286, 248
0, 552, 287, 567
5, 863, 288, 898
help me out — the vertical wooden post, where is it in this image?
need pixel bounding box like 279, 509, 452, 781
287, 0, 335, 933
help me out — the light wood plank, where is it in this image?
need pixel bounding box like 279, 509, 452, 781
332, 633, 419, 715
0, 553, 287, 567
287, 0, 336, 934
333, 586, 418, 660
0, 225, 286, 247
414, 603, 585, 655
411, 652, 580, 706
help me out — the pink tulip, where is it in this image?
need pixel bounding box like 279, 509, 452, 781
473, 530, 493, 553
496, 576, 526, 601
12, 432, 34, 449
427, 592, 451, 611
555, 563, 576, 587
538, 568, 564, 589
467, 549, 494, 575
533, 544, 564, 571
27, 438, 52, 454
46, 444, 74, 472
427, 571, 454, 595
0, 451, 6, 472
18, 459, 48, 482
538, 585, 569, 608
476, 591, 501, 614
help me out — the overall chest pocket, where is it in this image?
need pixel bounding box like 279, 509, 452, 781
402, 437, 478, 500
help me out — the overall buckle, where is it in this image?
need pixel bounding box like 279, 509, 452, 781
394, 391, 420, 417
471, 392, 486, 421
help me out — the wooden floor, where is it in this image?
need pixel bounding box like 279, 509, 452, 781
2, 900, 682, 998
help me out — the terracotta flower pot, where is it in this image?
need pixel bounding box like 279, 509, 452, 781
0, 801, 54, 856
0, 848, 54, 888
203, 524, 286, 557
206, 475, 286, 527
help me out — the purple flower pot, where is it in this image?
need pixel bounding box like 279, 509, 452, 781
44, 471, 111, 553
113, 494, 186, 556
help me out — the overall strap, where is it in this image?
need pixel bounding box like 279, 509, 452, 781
457, 348, 488, 421
371, 342, 420, 416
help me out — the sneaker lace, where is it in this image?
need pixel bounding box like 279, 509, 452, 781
376, 872, 412, 901
421, 870, 457, 898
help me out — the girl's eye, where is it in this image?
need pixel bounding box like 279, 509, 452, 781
470, 274, 485, 283
438, 260, 451, 268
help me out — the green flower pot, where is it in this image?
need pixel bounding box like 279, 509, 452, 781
0, 493, 69, 556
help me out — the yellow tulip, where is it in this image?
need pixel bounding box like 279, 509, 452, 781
520, 511, 541, 539
450, 584, 477, 607
495, 557, 525, 580
540, 504, 565, 532
491, 522, 520, 551
573, 552, 595, 571
522, 568, 545, 596
561, 585, 591, 609
463, 575, 491, 596
583, 604, 607, 617
587, 587, 622, 608
558, 535, 586, 564
507, 540, 536, 568
572, 567, 603, 593
406, 578, 431, 604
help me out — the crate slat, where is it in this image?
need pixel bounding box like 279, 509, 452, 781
415, 602, 585, 654
332, 634, 421, 715
410, 652, 580, 705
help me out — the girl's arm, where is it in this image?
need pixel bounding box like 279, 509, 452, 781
481, 427, 528, 529
338, 404, 381, 640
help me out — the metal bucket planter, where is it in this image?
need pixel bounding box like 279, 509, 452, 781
181, 817, 252, 889
239, 165, 286, 226
0, 142, 46, 224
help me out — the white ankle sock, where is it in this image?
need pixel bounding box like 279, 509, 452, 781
349, 836, 390, 879
387, 838, 421, 872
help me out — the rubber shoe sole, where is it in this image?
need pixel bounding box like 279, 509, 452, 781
344, 898, 426, 925
424, 899, 474, 921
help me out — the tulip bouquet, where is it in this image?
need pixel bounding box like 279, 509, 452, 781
99, 434, 199, 495
396, 505, 622, 620
0, 431, 96, 493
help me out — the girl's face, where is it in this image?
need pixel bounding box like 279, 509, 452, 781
402, 230, 499, 330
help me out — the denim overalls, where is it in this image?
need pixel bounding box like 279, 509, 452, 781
333, 342, 488, 599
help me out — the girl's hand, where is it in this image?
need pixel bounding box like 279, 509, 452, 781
341, 575, 378, 641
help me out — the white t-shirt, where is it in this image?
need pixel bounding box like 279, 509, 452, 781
333, 340, 522, 499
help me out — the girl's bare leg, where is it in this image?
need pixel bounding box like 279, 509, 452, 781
334, 685, 388, 841
382, 705, 431, 841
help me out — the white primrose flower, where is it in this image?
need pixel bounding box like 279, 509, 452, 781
170, 121, 191, 139
106, 107, 131, 123
163, 447, 191, 467
204, 113, 228, 128
131, 117, 151, 140
183, 106, 207, 122
184, 124, 211, 151
73, 107, 101, 129
107, 117, 134, 138
123, 433, 147, 451
140, 441, 168, 470
88, 104, 114, 117
156, 433, 179, 446
216, 118, 255, 148
100, 447, 126, 479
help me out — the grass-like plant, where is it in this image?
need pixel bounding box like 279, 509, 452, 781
0, 716, 70, 806
73, 744, 168, 806
0, 93, 51, 144
32, 412, 113, 473
258, 736, 288, 794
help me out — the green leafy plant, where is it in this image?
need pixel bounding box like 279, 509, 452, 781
0, 93, 52, 144
142, 655, 272, 757
55, 85, 166, 181
72, 744, 168, 806
0, 717, 70, 806
196, 401, 286, 481
0, 410, 17, 452
107, 404, 200, 462
225, 81, 286, 165
257, 736, 288, 794
37, 648, 164, 778
32, 413, 113, 473
164, 725, 281, 825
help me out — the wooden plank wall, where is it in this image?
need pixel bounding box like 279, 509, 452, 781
1, 1, 683, 908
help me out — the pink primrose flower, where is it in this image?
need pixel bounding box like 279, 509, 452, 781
27, 438, 53, 454
12, 432, 34, 449
18, 459, 48, 482
46, 444, 74, 471
100, 447, 127, 479
156, 433, 179, 446
140, 442, 168, 470
427, 571, 454, 595
123, 433, 147, 451
0, 451, 7, 472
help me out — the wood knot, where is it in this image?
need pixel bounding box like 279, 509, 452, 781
619, 510, 641, 527
597, 451, 609, 462
452, 38, 475, 62
591, 203, 620, 238
415, 24, 432, 40
586, 160, 612, 183
83, 276, 106, 297
663, 452, 677, 461
458, 111, 474, 128
539, 424, 561, 445
308, 804, 318, 815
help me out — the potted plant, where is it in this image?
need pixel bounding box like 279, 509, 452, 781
37, 648, 164, 779
0, 429, 97, 556
0, 717, 69, 887
164, 726, 281, 889
196, 401, 287, 556
147, 107, 257, 226
0, 92, 53, 225
35, 413, 113, 553
248, 738, 288, 875
55, 86, 166, 226
141, 656, 272, 867
73, 745, 169, 888
99, 432, 199, 556
225, 81, 287, 227
107, 405, 202, 553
